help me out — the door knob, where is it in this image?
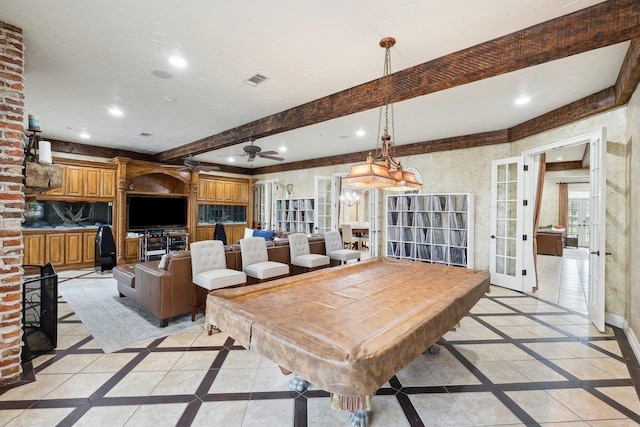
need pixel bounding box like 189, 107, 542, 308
490, 235, 496, 239
590, 250, 600, 256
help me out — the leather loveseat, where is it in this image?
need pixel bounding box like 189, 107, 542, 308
112, 234, 326, 326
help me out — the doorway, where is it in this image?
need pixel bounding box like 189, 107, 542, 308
567, 192, 590, 248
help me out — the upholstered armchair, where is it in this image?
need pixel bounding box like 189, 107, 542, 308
289, 233, 330, 272
190, 240, 246, 332
239, 237, 289, 283
324, 230, 361, 265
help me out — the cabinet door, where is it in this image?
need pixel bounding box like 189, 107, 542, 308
124, 238, 139, 262
23, 234, 45, 265
46, 233, 65, 267
45, 165, 66, 197
234, 182, 249, 203
83, 231, 97, 264
197, 179, 208, 201
223, 181, 234, 203
65, 232, 83, 265
214, 181, 225, 202
84, 168, 101, 197
226, 225, 244, 245
196, 227, 213, 241
65, 166, 84, 196
207, 181, 217, 201
101, 170, 116, 198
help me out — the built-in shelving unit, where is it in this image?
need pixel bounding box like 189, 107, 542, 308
386, 193, 474, 268
275, 198, 315, 233
139, 229, 189, 262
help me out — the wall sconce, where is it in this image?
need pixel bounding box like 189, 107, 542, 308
339, 190, 360, 207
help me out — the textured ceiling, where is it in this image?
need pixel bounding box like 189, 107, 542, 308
1, 0, 629, 168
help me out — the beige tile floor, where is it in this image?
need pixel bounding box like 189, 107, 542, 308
1, 250, 639, 426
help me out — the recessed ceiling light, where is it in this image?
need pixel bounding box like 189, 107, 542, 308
79, 131, 90, 139
169, 56, 187, 68
109, 106, 123, 117
163, 96, 176, 102
228, 157, 235, 163
515, 95, 531, 105
356, 129, 366, 137
556, 156, 563, 161
279, 146, 287, 152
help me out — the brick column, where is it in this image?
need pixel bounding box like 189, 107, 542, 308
0, 21, 25, 387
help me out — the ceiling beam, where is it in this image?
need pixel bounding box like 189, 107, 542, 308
546, 161, 586, 172
250, 131, 508, 174
47, 139, 154, 162
615, 38, 640, 104
507, 87, 617, 142
154, 0, 640, 164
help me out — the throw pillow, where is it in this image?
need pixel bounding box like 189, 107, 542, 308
158, 254, 168, 269
244, 227, 254, 239
253, 229, 275, 241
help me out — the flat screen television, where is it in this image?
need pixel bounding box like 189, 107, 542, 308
127, 195, 188, 230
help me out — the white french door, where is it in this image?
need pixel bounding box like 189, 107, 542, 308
368, 189, 380, 257
489, 156, 526, 291
588, 128, 606, 332
567, 198, 590, 247
314, 176, 335, 234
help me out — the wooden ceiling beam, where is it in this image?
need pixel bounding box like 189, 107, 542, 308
507, 88, 617, 142
546, 161, 586, 172
154, 0, 640, 164
250, 131, 508, 174
615, 38, 640, 104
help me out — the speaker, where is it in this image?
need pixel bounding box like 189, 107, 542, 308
95, 225, 117, 273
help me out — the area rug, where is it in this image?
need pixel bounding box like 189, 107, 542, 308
59, 278, 204, 353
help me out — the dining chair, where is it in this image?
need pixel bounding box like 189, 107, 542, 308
190, 240, 246, 333
341, 223, 361, 250
289, 233, 330, 272
239, 237, 289, 283
323, 231, 361, 265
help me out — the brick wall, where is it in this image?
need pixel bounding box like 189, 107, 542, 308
0, 21, 25, 387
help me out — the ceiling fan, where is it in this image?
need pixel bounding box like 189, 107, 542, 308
179, 154, 220, 172
241, 137, 284, 162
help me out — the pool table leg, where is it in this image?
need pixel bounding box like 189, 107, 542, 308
350, 410, 369, 427
289, 374, 309, 392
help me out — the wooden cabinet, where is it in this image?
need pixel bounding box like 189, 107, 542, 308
40, 163, 116, 199
65, 232, 83, 265
198, 178, 249, 204
196, 227, 213, 242
45, 233, 65, 267
124, 237, 139, 264
23, 233, 45, 265
195, 225, 244, 244
24, 229, 102, 270
83, 230, 96, 264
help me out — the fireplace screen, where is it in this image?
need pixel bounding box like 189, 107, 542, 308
22, 262, 58, 362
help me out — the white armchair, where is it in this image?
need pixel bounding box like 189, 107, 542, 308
240, 237, 289, 283
289, 233, 330, 272
324, 231, 361, 265
190, 240, 246, 332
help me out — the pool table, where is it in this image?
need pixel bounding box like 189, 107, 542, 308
206, 257, 490, 425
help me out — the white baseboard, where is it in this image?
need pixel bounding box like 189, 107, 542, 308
623, 320, 640, 364
605, 312, 625, 328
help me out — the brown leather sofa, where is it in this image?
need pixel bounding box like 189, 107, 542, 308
112, 235, 327, 326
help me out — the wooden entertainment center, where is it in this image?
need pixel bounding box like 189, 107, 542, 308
23, 156, 253, 269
